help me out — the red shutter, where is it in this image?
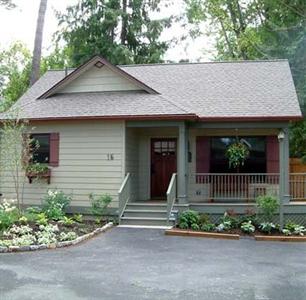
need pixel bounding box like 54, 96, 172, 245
266, 136, 279, 173
196, 136, 210, 173
49, 133, 60, 167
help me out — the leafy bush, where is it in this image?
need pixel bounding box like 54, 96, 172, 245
220, 213, 239, 229
282, 222, 306, 236
35, 212, 48, 226
256, 195, 279, 222
241, 221, 255, 234
216, 220, 232, 232
191, 223, 200, 231
89, 193, 112, 217
0, 199, 19, 231
198, 213, 211, 226
178, 210, 200, 229
73, 214, 83, 223
201, 223, 216, 232
259, 222, 276, 234
42, 190, 71, 220
59, 216, 75, 226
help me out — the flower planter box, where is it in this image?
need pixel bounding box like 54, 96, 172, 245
165, 228, 240, 240
26, 169, 51, 184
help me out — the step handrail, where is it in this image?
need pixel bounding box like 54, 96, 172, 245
166, 173, 177, 223
118, 173, 131, 218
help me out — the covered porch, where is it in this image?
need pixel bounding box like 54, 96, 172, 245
118, 120, 306, 224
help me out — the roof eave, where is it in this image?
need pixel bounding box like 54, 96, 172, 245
198, 115, 303, 122
19, 114, 198, 122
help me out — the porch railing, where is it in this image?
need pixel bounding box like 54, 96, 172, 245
166, 173, 177, 223
290, 173, 306, 201
118, 173, 131, 218
190, 173, 306, 202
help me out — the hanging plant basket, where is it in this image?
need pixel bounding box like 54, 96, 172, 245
226, 141, 250, 170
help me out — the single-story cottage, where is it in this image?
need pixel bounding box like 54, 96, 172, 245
0, 55, 304, 225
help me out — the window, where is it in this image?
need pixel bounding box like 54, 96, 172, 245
210, 136, 266, 173
31, 134, 50, 164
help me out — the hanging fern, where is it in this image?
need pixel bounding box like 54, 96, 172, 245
226, 141, 250, 169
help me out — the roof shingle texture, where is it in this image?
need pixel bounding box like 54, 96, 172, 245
10, 60, 302, 120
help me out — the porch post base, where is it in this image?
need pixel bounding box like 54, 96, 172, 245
178, 195, 188, 204
283, 194, 291, 204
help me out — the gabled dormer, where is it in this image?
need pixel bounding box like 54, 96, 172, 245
38, 55, 158, 99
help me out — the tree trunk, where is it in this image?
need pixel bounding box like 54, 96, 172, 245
120, 0, 128, 45
30, 0, 48, 86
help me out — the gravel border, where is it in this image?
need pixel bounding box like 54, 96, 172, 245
0, 222, 113, 253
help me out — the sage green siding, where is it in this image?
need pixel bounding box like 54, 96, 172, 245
59, 66, 142, 93
125, 128, 139, 201
0, 121, 125, 208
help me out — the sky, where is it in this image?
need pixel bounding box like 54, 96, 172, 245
0, 0, 215, 63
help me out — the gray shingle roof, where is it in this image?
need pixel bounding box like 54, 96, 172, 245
8, 59, 302, 121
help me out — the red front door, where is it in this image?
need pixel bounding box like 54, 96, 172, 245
151, 139, 177, 199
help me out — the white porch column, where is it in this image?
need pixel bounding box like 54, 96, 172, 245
178, 122, 188, 204
278, 127, 290, 228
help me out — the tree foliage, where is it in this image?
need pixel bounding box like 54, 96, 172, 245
0, 43, 69, 112
55, 0, 173, 66
0, 42, 31, 112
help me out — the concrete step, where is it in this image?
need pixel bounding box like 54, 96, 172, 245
125, 202, 167, 211
123, 209, 167, 218
120, 216, 173, 226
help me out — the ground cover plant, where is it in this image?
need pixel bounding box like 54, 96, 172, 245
0, 190, 112, 248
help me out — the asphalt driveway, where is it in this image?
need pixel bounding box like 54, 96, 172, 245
1, 227, 306, 300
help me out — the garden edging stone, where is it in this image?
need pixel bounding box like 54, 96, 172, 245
0, 222, 113, 253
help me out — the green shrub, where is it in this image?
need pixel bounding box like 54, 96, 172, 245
220, 213, 239, 229
201, 223, 216, 232
239, 213, 258, 227
198, 213, 211, 226
42, 190, 71, 220
259, 222, 276, 234
59, 216, 75, 226
191, 223, 200, 231
256, 195, 279, 222
178, 210, 199, 229
179, 222, 189, 229
216, 220, 232, 232
35, 212, 48, 226
73, 214, 83, 223
282, 222, 306, 236
0, 199, 19, 231
89, 193, 112, 216
241, 221, 255, 234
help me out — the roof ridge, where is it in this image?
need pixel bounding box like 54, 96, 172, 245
45, 59, 288, 72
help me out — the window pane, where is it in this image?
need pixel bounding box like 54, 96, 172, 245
210, 136, 266, 173
31, 134, 50, 163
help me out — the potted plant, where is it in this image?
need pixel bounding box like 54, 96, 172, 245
226, 139, 250, 171
26, 163, 51, 184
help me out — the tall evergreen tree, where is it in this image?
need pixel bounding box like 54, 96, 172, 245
55, 0, 173, 66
